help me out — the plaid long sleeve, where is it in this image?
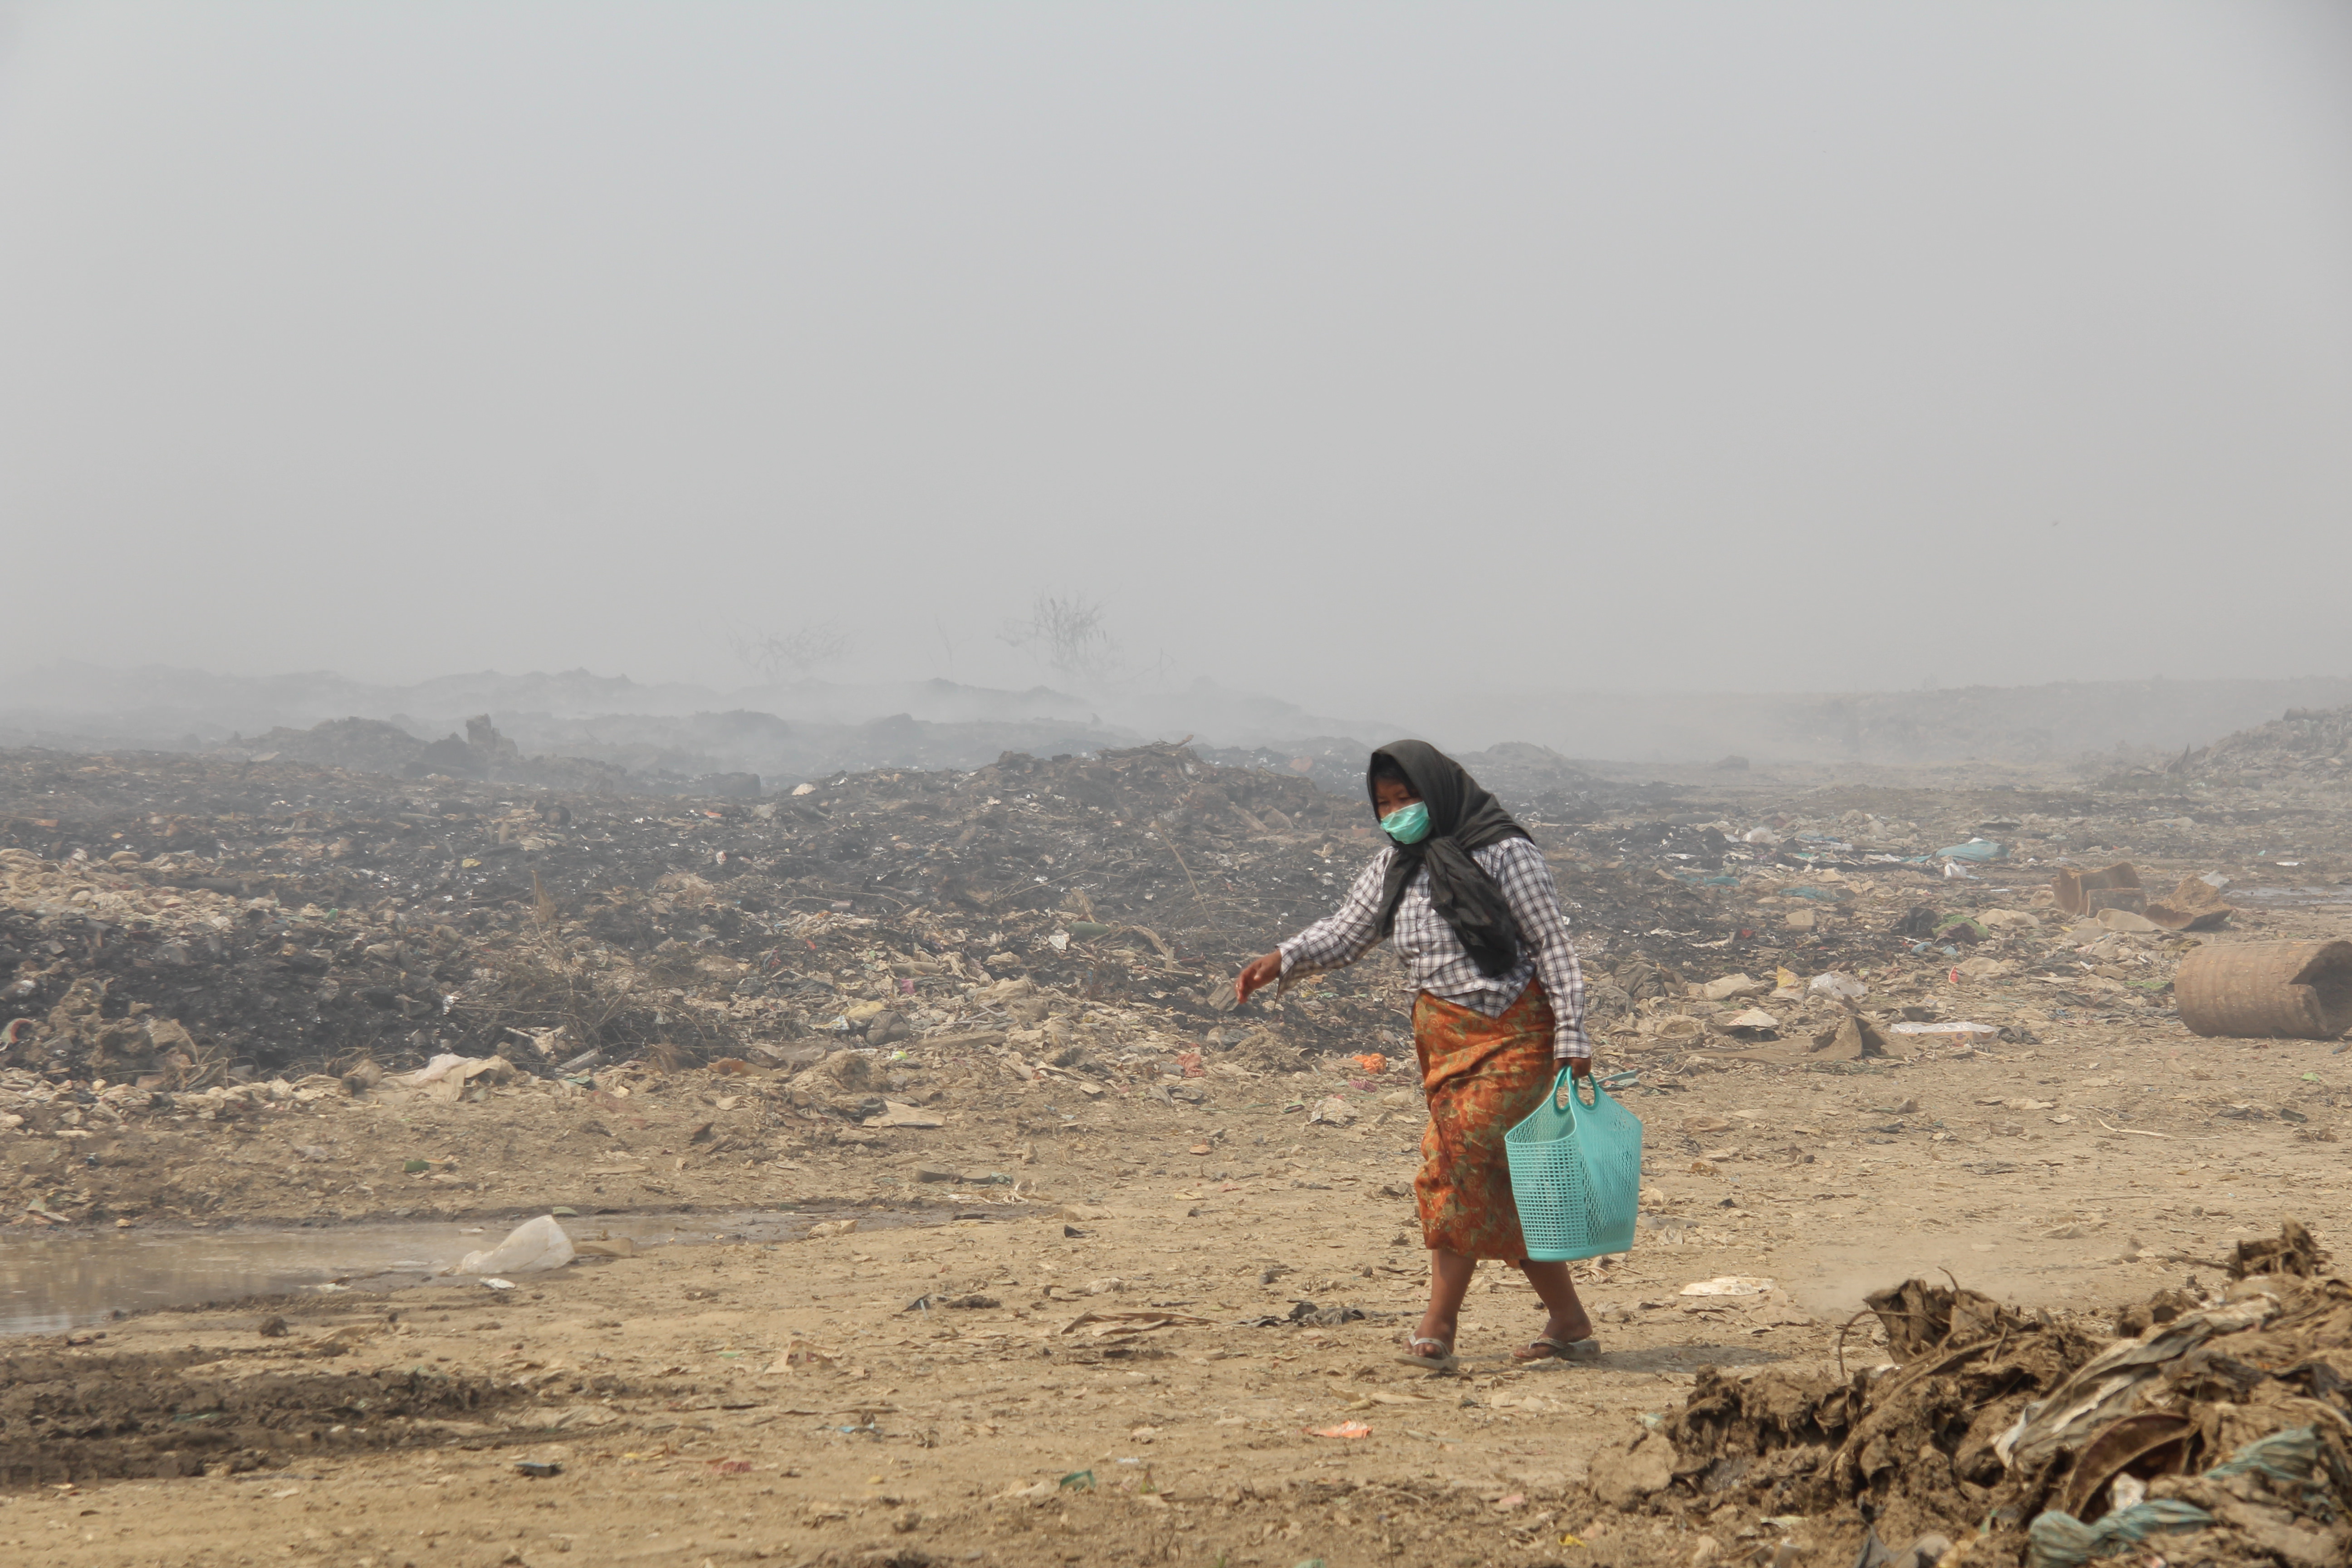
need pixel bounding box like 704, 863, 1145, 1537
1483, 837, 1592, 1061
1277, 850, 1393, 980
1272, 837, 1591, 1061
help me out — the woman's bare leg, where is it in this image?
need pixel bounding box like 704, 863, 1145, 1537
1416, 1249, 1477, 1347
1516, 1260, 1595, 1343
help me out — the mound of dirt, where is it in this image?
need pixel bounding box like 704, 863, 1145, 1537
1587, 1222, 2352, 1568
2189, 706, 2352, 789
0, 1338, 524, 1485
222, 714, 640, 791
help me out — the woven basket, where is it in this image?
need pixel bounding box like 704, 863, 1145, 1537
2175, 940, 2352, 1039
1504, 1069, 1643, 1262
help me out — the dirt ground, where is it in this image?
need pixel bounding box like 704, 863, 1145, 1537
5, 750, 2351, 1567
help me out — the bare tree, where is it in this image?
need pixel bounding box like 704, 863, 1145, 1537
730, 622, 852, 684
1000, 593, 1117, 684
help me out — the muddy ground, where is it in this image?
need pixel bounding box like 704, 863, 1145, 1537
3, 740, 2350, 1567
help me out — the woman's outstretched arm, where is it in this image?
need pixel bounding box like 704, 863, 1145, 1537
1235, 848, 1392, 1004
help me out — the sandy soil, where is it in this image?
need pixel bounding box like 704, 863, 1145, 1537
8, 988, 2349, 1567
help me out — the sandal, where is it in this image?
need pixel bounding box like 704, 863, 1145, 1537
1397, 1336, 1459, 1372
1512, 1335, 1601, 1366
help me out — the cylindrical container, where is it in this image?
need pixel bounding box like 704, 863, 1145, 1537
2175, 940, 2352, 1039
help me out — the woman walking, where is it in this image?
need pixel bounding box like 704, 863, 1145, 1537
1235, 740, 1597, 1369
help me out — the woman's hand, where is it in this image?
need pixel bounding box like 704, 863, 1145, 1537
1235, 950, 1284, 1005
1568, 1057, 1593, 1079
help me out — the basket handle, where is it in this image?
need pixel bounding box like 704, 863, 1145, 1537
1553, 1066, 1602, 1112
1553, 1066, 1637, 1111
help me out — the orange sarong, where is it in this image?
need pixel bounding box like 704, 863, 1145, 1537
1411, 981, 1556, 1259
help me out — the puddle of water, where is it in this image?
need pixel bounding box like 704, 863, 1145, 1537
0, 1206, 981, 1336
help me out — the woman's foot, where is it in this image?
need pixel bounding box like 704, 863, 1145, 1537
1509, 1305, 1598, 1363
1414, 1308, 1461, 1350
1397, 1335, 1459, 1372
1511, 1334, 1601, 1365
1535, 1302, 1594, 1345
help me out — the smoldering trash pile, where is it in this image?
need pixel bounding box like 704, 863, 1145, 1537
0, 740, 1721, 1090
4, 730, 2341, 1100
1589, 1221, 2352, 1568
2187, 705, 2352, 791
0, 742, 1381, 1087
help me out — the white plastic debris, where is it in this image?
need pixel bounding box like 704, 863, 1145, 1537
1808, 972, 1867, 1001
1701, 973, 1769, 1002
1680, 1276, 1774, 1297
400, 1053, 475, 1086
1889, 1021, 1998, 1035
398, 1054, 515, 1100
452, 1215, 575, 1276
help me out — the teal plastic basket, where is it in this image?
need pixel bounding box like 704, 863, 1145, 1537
1504, 1067, 1644, 1262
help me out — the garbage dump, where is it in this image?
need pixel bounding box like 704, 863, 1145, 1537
0, 739, 1413, 1085
206, 708, 1135, 797
1, 701, 2349, 1563
0, 737, 1931, 1092
4, 719, 2347, 1101
1585, 1221, 2352, 1568
2180, 706, 2352, 790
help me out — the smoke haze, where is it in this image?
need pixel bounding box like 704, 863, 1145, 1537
1, 2, 2347, 725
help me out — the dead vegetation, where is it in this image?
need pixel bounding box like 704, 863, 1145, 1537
1590, 1222, 2352, 1568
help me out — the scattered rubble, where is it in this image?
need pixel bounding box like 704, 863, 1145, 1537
5, 730, 2349, 1235
1588, 1221, 2352, 1568
0, 738, 1962, 1090
2055, 861, 2235, 932
0, 739, 1421, 1084
2187, 704, 2352, 791
210, 708, 1144, 799
11, 686, 2351, 1093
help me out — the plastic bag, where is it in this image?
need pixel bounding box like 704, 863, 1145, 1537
2023, 1425, 2322, 1568
454, 1215, 576, 1276
2025, 1501, 2213, 1568
2204, 1424, 2320, 1485
1504, 1068, 1643, 1262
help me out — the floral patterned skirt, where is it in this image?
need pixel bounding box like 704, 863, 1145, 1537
1411, 981, 1557, 1259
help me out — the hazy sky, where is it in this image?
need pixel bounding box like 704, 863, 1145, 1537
2, 3, 2347, 715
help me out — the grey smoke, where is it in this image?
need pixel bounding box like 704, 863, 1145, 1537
0, 3, 2345, 726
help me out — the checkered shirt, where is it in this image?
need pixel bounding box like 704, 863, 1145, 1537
1278, 836, 1591, 1061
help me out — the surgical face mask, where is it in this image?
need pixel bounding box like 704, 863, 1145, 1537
1380, 801, 1431, 845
